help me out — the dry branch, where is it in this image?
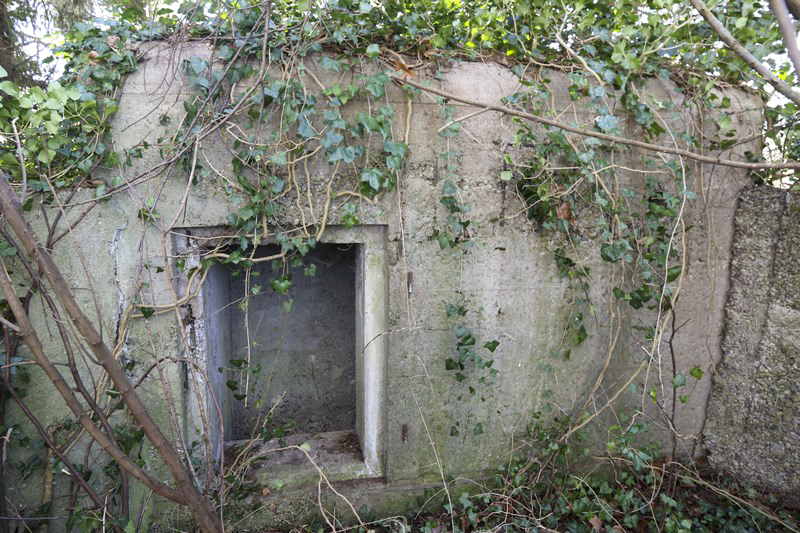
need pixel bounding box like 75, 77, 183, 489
0, 175, 221, 532
690, 0, 800, 107
770, 0, 800, 80
0, 261, 184, 503
390, 75, 799, 170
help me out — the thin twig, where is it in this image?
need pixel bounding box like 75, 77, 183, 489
554, 32, 604, 86
436, 107, 491, 133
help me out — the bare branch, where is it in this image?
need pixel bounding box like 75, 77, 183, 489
786, 0, 800, 20
0, 259, 186, 504
3, 382, 112, 520
770, 0, 800, 82
0, 174, 222, 532
390, 75, 797, 170
0, 314, 19, 333
689, 0, 800, 107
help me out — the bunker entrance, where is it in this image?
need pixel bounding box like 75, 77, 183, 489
179, 226, 387, 476
210, 243, 357, 441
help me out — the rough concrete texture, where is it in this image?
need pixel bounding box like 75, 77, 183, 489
3, 39, 767, 529
704, 186, 800, 500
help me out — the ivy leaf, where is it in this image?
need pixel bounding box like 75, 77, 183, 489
271, 279, 291, 294
217, 45, 233, 61
365, 74, 387, 98
37, 149, 56, 164
188, 56, 208, 75
596, 114, 619, 133
500, 170, 513, 181
0, 65, 7, 78
297, 118, 315, 138
239, 207, 255, 220
666, 265, 682, 282
672, 374, 686, 388
384, 140, 408, 157
318, 56, 340, 72
689, 366, 704, 381
140, 307, 155, 319
269, 152, 287, 166
360, 168, 385, 191
321, 130, 343, 149
0, 81, 18, 97
386, 154, 404, 170
0, 240, 17, 257
473, 423, 484, 435
483, 340, 500, 353
271, 178, 285, 194
329, 145, 363, 164
366, 44, 381, 58
577, 149, 595, 163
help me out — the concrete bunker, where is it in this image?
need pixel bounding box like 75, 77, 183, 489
175, 226, 389, 477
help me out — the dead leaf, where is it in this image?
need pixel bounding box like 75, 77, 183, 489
556, 201, 573, 221
589, 515, 603, 531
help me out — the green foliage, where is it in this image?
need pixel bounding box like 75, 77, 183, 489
436, 179, 472, 250
387, 418, 799, 533
0, 17, 145, 188
443, 301, 498, 388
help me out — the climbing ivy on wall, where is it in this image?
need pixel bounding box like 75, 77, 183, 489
0, 0, 799, 531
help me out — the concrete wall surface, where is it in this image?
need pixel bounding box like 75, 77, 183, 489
2, 41, 771, 530
705, 186, 800, 501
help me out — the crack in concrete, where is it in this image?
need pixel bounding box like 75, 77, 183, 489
109, 222, 129, 361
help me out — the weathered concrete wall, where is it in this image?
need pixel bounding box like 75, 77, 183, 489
705, 186, 800, 501
3, 40, 767, 530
